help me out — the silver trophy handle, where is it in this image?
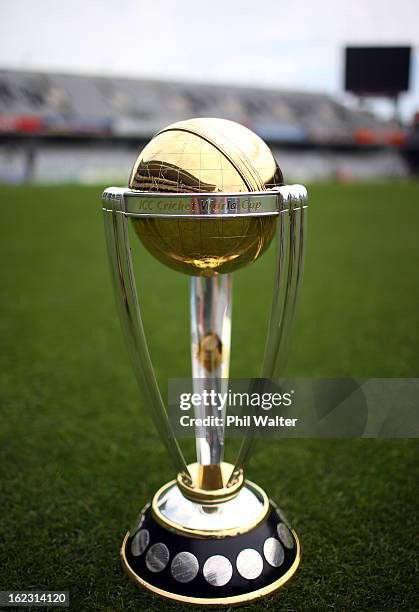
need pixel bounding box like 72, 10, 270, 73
228, 185, 307, 485
103, 196, 191, 482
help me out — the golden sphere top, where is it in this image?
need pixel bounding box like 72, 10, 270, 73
129, 118, 283, 276
128, 117, 283, 193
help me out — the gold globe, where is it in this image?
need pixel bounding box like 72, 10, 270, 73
129, 118, 283, 276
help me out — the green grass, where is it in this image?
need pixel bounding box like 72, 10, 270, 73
0, 182, 418, 611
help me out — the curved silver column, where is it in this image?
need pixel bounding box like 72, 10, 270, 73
228, 185, 307, 485
103, 197, 191, 481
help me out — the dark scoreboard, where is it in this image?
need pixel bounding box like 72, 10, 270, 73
344, 46, 411, 96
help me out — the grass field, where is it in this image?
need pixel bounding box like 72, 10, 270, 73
0, 182, 418, 611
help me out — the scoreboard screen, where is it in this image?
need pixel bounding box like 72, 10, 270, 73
344, 46, 411, 95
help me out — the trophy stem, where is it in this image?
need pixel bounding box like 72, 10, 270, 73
190, 275, 232, 482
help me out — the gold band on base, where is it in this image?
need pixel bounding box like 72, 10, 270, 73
177, 462, 244, 504
120, 530, 301, 607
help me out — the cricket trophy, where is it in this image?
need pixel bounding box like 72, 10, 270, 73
102, 118, 307, 605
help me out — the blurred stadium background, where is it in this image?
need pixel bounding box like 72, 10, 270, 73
1, 67, 419, 185
1, 9, 418, 608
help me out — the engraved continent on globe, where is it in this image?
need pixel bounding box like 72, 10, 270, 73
129, 118, 283, 276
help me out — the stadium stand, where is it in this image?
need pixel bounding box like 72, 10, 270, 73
0, 69, 412, 183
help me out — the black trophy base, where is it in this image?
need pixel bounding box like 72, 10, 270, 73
121, 500, 300, 606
